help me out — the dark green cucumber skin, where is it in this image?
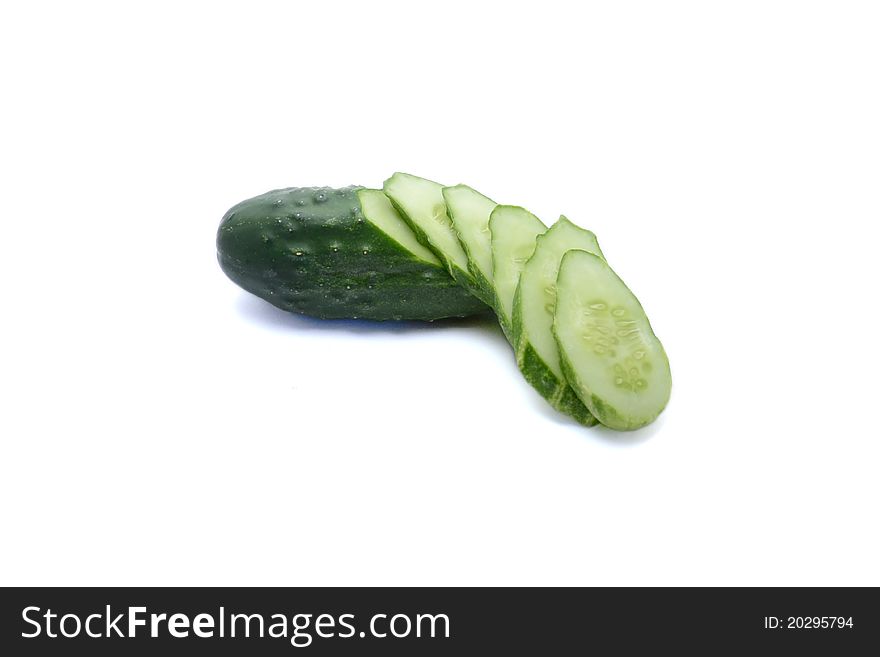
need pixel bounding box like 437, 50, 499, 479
217, 186, 488, 321
518, 343, 599, 426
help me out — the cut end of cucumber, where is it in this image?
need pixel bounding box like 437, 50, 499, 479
357, 189, 441, 266
382, 172, 472, 280
554, 250, 671, 430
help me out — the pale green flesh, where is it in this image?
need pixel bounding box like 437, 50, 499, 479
516, 216, 604, 378
554, 250, 671, 430
489, 205, 546, 337
382, 173, 472, 282
443, 184, 497, 290
357, 189, 441, 266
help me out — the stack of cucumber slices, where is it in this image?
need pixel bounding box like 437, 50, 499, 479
218, 172, 671, 431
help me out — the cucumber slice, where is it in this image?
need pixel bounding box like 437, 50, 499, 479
512, 216, 605, 425
383, 172, 475, 291
554, 250, 671, 430
443, 184, 497, 306
488, 205, 546, 340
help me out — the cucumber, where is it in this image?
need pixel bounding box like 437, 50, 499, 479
382, 173, 477, 293
217, 186, 488, 321
512, 216, 605, 425
488, 205, 546, 340
442, 184, 497, 306
554, 250, 671, 430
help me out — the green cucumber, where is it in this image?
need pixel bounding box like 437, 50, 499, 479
489, 205, 547, 340
554, 250, 671, 430
382, 173, 477, 294
442, 184, 497, 306
217, 186, 488, 321
512, 216, 605, 425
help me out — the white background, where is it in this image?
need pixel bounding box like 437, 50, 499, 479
2, 1, 878, 586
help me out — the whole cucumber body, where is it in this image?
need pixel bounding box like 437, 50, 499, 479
217, 186, 488, 320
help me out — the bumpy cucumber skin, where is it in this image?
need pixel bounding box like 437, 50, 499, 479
511, 288, 598, 426
217, 186, 488, 321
